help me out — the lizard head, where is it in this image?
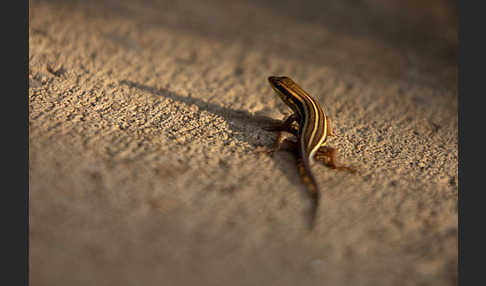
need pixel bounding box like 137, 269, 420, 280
268, 76, 296, 107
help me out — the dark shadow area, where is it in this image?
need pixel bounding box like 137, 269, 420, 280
119, 79, 281, 143
119, 79, 309, 191
251, 0, 457, 61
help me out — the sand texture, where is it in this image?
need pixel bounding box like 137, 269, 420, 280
29, 0, 458, 285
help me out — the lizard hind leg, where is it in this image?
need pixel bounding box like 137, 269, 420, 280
314, 146, 357, 174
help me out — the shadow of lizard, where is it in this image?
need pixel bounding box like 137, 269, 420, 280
119, 80, 306, 190
119, 80, 283, 147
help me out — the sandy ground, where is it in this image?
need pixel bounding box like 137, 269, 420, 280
29, 0, 457, 285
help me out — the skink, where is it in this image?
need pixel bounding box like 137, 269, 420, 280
266, 76, 355, 228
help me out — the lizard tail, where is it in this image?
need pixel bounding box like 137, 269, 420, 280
297, 156, 320, 230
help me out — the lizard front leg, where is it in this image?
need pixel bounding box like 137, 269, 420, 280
326, 116, 336, 137
257, 114, 299, 156
256, 136, 298, 156
263, 113, 299, 136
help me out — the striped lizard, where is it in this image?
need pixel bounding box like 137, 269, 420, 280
263, 76, 356, 228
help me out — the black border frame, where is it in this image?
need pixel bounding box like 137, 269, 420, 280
19, 1, 464, 285
459, 1, 480, 286
4, 0, 29, 285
